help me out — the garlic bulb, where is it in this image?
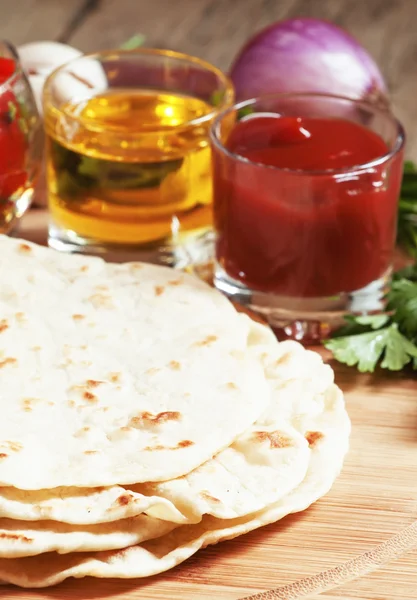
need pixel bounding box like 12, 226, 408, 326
17, 42, 83, 114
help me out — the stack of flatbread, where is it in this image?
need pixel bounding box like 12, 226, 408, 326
0, 236, 350, 588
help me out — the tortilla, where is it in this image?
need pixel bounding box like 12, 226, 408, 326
0, 236, 271, 489
0, 383, 350, 586
0, 514, 176, 558
0, 339, 329, 526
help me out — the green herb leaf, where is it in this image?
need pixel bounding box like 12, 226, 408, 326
120, 34, 146, 50
237, 105, 255, 119
398, 161, 417, 259
78, 156, 183, 190
56, 170, 87, 198
210, 90, 225, 107
393, 262, 417, 282
332, 313, 390, 338
353, 314, 391, 329
381, 325, 417, 370
7, 101, 17, 122
326, 159, 417, 373
387, 279, 417, 337
324, 323, 417, 373
404, 160, 417, 174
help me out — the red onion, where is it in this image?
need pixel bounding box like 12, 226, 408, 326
230, 18, 389, 107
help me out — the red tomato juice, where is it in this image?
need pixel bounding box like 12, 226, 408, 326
213, 115, 403, 297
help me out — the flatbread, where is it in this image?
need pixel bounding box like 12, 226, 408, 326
0, 339, 328, 526
0, 383, 350, 587
0, 236, 272, 489
0, 514, 176, 558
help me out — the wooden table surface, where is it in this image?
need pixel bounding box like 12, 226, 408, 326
2, 1, 417, 598
2, 0, 417, 159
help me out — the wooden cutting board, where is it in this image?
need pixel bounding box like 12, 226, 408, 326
5, 209, 417, 600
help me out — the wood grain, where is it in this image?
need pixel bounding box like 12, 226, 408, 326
68, 0, 417, 159
3, 210, 417, 599
2, 0, 416, 156
0, 0, 91, 46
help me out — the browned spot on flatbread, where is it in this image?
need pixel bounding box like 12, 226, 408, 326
254, 431, 294, 449
130, 262, 143, 270
0, 319, 8, 333
120, 426, 131, 432
95, 285, 109, 291
154, 285, 164, 296
68, 400, 76, 408
32, 346, 41, 352
130, 411, 181, 428
144, 440, 194, 451
1, 441, 23, 453
200, 491, 221, 504
168, 279, 182, 286
0, 454, 8, 459
83, 391, 97, 403
116, 494, 132, 506
86, 379, 104, 388
109, 372, 121, 383
84, 450, 98, 455
18, 243, 32, 254
88, 293, 114, 309
305, 431, 324, 447
22, 398, 36, 413
169, 360, 181, 370
80, 265, 89, 272
226, 382, 238, 390
15, 312, 25, 322
72, 314, 85, 321
0, 533, 33, 543
194, 335, 218, 347
146, 367, 160, 376
0, 357, 17, 369
178, 439, 194, 448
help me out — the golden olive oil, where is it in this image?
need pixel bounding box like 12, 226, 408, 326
45, 90, 215, 245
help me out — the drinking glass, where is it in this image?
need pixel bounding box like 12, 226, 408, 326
43, 48, 234, 264
0, 41, 42, 233
210, 93, 405, 342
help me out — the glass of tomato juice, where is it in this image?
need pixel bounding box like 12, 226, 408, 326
210, 93, 405, 342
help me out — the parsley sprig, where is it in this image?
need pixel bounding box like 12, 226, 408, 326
324, 163, 417, 373
397, 161, 417, 260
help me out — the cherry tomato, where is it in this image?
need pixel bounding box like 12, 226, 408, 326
0, 80, 27, 198
0, 58, 15, 84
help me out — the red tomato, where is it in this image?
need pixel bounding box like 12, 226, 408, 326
0, 58, 15, 84
0, 83, 27, 198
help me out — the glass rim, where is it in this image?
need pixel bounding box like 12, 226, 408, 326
43, 47, 234, 135
210, 92, 406, 176
0, 40, 22, 96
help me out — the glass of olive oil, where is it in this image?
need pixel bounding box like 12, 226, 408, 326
43, 48, 234, 263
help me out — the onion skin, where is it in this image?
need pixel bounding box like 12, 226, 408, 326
230, 18, 389, 108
